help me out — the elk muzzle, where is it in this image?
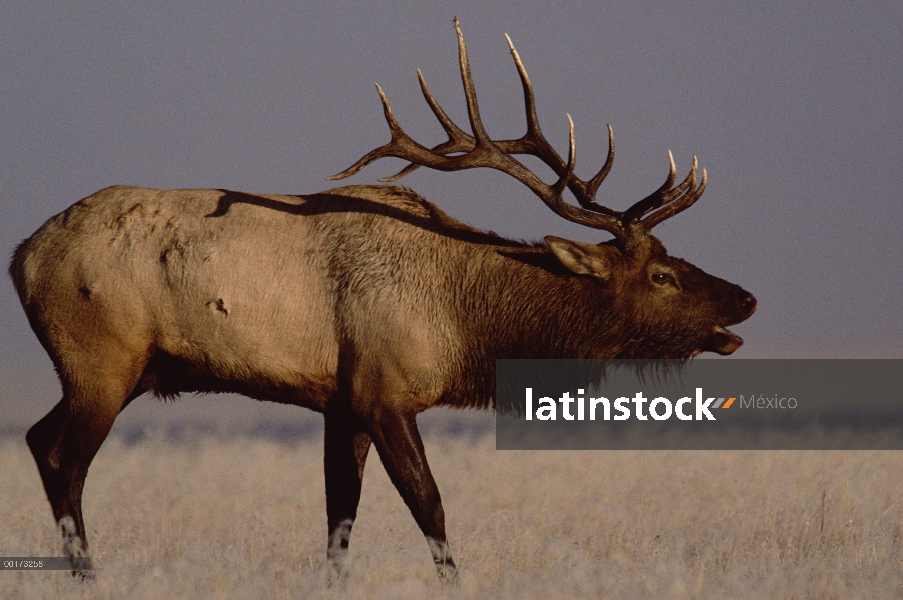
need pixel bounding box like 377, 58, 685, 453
707, 289, 757, 355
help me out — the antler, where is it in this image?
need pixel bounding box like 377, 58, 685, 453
328, 17, 706, 249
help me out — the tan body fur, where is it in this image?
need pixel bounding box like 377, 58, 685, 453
12, 182, 755, 581
14, 185, 491, 414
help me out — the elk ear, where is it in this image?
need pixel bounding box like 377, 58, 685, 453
545, 236, 613, 281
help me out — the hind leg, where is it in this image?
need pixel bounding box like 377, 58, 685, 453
26, 350, 146, 573
323, 404, 371, 583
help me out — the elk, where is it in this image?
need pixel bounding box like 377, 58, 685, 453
10, 19, 755, 582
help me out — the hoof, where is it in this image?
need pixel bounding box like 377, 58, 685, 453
436, 562, 459, 583
326, 560, 348, 588
58, 517, 94, 581
72, 569, 96, 582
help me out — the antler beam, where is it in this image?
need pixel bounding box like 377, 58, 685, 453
329, 17, 707, 248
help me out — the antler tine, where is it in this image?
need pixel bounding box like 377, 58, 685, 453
622, 151, 678, 222
552, 114, 577, 198
511, 113, 627, 234
454, 17, 494, 149
379, 70, 476, 182
328, 82, 483, 182
627, 156, 706, 226
662, 156, 700, 202
417, 68, 472, 145
504, 33, 618, 215
327, 84, 415, 180
585, 125, 615, 198
504, 33, 552, 160
640, 163, 707, 229
656, 155, 699, 209
378, 159, 420, 183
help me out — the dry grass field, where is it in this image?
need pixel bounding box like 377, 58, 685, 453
2, 410, 903, 599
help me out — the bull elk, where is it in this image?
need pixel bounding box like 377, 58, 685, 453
10, 19, 755, 582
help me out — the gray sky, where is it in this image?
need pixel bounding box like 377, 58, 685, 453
2, 2, 902, 430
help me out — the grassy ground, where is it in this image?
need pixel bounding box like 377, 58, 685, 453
2, 419, 902, 598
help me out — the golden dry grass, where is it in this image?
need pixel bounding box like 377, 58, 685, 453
2, 418, 903, 598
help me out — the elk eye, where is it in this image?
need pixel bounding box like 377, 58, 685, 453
651, 272, 672, 285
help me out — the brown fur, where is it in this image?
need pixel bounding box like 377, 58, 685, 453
10, 182, 755, 580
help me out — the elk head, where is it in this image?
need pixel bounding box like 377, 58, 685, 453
330, 18, 756, 357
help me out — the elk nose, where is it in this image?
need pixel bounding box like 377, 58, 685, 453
739, 291, 757, 318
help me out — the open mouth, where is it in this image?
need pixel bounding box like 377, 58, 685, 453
705, 292, 756, 355
707, 325, 744, 355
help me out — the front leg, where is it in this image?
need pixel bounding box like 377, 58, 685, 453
365, 407, 458, 582
323, 408, 371, 583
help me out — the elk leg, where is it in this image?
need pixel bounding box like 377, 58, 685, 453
323, 409, 371, 582
26, 357, 144, 579
367, 409, 458, 582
